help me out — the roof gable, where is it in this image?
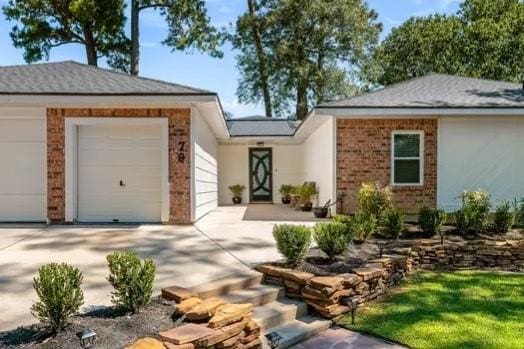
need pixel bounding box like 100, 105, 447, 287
0, 61, 214, 95
319, 74, 524, 108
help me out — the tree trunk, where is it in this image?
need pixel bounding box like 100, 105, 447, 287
84, 25, 98, 66
130, 0, 140, 76
316, 51, 325, 105
296, 76, 308, 120
247, 0, 272, 118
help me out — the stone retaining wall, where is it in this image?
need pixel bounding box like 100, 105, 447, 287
386, 236, 524, 271
257, 253, 411, 318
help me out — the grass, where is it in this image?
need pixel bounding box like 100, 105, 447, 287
337, 270, 524, 349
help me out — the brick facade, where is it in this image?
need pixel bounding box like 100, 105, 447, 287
336, 118, 437, 214
47, 108, 192, 224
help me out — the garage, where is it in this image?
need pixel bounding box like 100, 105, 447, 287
438, 117, 524, 211
0, 111, 46, 221
77, 124, 162, 222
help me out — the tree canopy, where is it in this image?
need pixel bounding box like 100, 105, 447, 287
2, 0, 130, 70
233, 0, 381, 119
371, 0, 524, 85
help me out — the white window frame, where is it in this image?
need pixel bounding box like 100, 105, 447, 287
391, 130, 424, 186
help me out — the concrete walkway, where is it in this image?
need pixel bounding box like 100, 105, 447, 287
0, 224, 250, 331
293, 328, 407, 349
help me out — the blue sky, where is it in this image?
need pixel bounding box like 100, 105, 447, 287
0, 0, 460, 117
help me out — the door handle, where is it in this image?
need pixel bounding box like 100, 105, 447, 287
119, 180, 126, 187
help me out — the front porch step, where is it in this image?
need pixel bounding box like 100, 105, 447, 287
188, 270, 263, 298
262, 316, 332, 349
220, 284, 284, 306
252, 299, 308, 332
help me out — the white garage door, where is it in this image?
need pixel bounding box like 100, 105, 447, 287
0, 117, 46, 221
78, 124, 162, 222
438, 117, 524, 211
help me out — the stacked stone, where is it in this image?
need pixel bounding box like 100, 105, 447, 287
256, 257, 410, 319
127, 286, 261, 349
389, 236, 524, 272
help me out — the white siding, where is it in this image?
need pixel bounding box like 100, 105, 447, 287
192, 110, 219, 220
303, 117, 336, 208
0, 108, 47, 221
218, 144, 305, 205
438, 117, 524, 211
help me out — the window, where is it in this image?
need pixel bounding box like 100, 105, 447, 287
391, 131, 424, 185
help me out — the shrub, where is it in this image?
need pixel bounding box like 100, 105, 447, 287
493, 201, 516, 233
279, 184, 294, 198
419, 207, 447, 241
31, 263, 84, 333
107, 251, 156, 313
228, 184, 246, 197
515, 198, 524, 226
349, 212, 377, 243
454, 189, 491, 235
333, 214, 352, 236
381, 208, 405, 239
272, 224, 311, 267
358, 182, 393, 220
313, 222, 351, 261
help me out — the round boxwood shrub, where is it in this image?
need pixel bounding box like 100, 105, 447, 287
381, 208, 405, 239
107, 250, 156, 313
272, 224, 311, 267
31, 263, 84, 333
313, 222, 351, 261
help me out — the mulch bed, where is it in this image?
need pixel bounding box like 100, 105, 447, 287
0, 298, 178, 349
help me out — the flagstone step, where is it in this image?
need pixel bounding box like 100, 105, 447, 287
252, 299, 308, 332
188, 270, 263, 299
262, 315, 332, 349
220, 284, 285, 306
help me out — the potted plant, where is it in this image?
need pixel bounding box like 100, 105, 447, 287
297, 183, 317, 212
313, 200, 330, 218
228, 184, 245, 204
279, 185, 294, 204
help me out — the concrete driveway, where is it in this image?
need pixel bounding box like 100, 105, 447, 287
0, 204, 318, 331
0, 224, 249, 331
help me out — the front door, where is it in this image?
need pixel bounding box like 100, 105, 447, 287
249, 148, 273, 202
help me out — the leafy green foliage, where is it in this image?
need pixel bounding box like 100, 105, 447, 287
349, 212, 377, 243
107, 251, 156, 313
418, 206, 447, 239
381, 208, 404, 239
515, 198, 524, 226
313, 222, 351, 260
2, 0, 130, 70
279, 184, 295, 198
454, 190, 491, 235
31, 263, 84, 333
272, 224, 311, 267
493, 200, 516, 233
370, 0, 524, 85
297, 183, 317, 202
232, 0, 381, 119
358, 182, 393, 220
228, 184, 246, 197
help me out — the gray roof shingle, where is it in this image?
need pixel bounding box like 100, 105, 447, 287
0, 61, 214, 95
227, 117, 299, 136
318, 74, 524, 108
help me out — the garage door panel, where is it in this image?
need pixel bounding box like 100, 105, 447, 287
439, 118, 524, 211
0, 118, 45, 221
78, 125, 162, 222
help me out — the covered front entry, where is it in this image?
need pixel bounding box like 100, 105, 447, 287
249, 147, 273, 202
77, 124, 162, 222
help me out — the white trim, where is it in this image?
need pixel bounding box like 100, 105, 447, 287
316, 107, 524, 116
64, 117, 169, 223
331, 117, 338, 215
391, 130, 424, 186
436, 118, 443, 208
190, 111, 196, 222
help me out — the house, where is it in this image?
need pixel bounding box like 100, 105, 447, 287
0, 61, 522, 223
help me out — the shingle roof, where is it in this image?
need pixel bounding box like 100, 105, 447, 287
227, 116, 300, 136
0, 61, 214, 95
318, 74, 524, 108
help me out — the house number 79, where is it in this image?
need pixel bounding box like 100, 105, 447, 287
178, 141, 185, 163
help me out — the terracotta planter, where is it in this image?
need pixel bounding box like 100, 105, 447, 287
232, 197, 242, 204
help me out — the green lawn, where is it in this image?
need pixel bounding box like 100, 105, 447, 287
338, 271, 524, 349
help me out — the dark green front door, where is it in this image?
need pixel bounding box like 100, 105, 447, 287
249, 148, 273, 202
